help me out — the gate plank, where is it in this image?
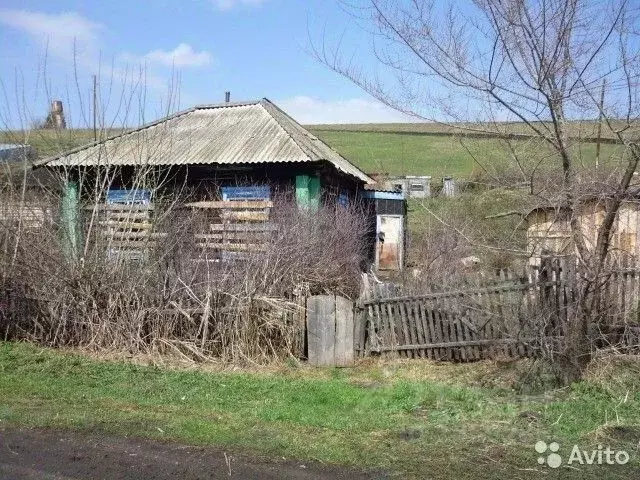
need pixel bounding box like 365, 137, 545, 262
335, 296, 354, 366
307, 295, 335, 366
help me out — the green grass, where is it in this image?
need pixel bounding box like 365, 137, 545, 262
405, 189, 536, 269
307, 120, 640, 139
2, 125, 628, 179
1, 342, 639, 479
311, 129, 626, 178
312, 130, 500, 177
0, 129, 120, 158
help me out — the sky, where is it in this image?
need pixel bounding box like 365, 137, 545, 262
0, 0, 416, 128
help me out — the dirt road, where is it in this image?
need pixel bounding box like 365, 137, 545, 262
0, 427, 385, 479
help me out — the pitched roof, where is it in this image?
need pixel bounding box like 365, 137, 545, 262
37, 99, 373, 184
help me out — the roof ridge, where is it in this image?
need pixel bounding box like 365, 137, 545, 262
193, 99, 263, 109
259, 99, 373, 184
258, 99, 313, 162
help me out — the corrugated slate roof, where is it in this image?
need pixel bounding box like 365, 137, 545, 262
38, 99, 373, 184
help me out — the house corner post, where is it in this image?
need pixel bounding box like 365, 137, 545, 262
295, 175, 321, 211
61, 180, 80, 261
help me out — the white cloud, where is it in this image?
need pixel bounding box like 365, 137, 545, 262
0, 9, 101, 61
212, 0, 269, 11
139, 43, 213, 68
278, 96, 416, 124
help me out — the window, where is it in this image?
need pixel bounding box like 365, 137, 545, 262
410, 183, 425, 192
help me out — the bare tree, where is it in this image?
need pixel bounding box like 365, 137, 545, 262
0, 52, 370, 364
316, 0, 640, 378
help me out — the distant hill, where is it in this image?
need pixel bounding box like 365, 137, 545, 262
307, 120, 638, 142
0, 122, 630, 179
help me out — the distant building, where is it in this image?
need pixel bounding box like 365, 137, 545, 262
43, 100, 66, 129
442, 176, 456, 197
0, 144, 34, 163
384, 175, 431, 198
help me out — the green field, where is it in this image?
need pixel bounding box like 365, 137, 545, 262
309, 120, 640, 140
0, 129, 119, 159
310, 128, 626, 178
1, 342, 639, 479
1, 123, 628, 179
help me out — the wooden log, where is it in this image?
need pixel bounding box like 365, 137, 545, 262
106, 240, 156, 248
417, 301, 432, 359
84, 204, 152, 211
105, 212, 150, 220
359, 281, 558, 306
104, 231, 167, 240
436, 306, 448, 360
221, 211, 269, 222
99, 221, 154, 230
185, 200, 273, 209
195, 232, 270, 241
196, 243, 266, 252
371, 303, 382, 353
210, 223, 277, 232
424, 304, 438, 360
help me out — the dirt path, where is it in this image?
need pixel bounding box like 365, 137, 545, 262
0, 427, 385, 480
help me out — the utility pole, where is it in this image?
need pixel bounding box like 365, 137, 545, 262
595, 78, 606, 170
92, 74, 97, 142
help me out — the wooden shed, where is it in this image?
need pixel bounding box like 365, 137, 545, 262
526, 197, 640, 272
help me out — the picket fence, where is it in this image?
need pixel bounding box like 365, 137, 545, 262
354, 266, 640, 360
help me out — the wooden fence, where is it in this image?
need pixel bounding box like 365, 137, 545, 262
355, 266, 640, 360
82, 199, 275, 262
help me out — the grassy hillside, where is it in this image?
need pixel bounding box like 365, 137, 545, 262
0, 129, 120, 159
1, 124, 628, 179
308, 120, 639, 140
310, 128, 626, 178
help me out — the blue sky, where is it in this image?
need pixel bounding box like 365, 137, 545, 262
0, 0, 415, 128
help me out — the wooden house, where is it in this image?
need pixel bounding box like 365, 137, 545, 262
33, 98, 407, 268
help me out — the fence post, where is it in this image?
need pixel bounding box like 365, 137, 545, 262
306, 294, 355, 366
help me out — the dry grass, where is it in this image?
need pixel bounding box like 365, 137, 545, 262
0, 169, 368, 363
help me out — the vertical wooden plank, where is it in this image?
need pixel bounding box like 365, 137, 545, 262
431, 303, 446, 360
417, 301, 431, 359
386, 302, 399, 358
334, 296, 355, 366
408, 300, 424, 358
413, 301, 427, 358
399, 301, 413, 358
407, 301, 418, 358
371, 303, 382, 353
352, 304, 362, 358
439, 302, 452, 361
460, 315, 475, 361
306, 295, 335, 366
396, 301, 409, 357
447, 307, 460, 361
426, 304, 439, 360
456, 318, 467, 361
